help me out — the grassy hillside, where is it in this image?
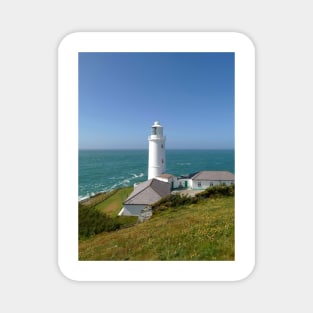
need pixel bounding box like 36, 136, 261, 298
94, 186, 133, 217
79, 186, 136, 239
79, 186, 133, 214
79, 195, 234, 261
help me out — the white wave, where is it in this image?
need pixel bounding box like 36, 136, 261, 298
90, 173, 147, 194
79, 195, 89, 201
110, 183, 119, 189
131, 173, 145, 179
109, 176, 124, 180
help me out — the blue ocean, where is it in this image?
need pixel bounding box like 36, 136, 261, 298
79, 149, 234, 200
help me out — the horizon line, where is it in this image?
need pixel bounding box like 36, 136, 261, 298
79, 148, 235, 151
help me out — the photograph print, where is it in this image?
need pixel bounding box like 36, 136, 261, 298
78, 52, 235, 261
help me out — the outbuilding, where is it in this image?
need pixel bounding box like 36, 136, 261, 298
191, 171, 234, 189
118, 178, 171, 216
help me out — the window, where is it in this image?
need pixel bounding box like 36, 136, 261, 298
210, 182, 213, 186
198, 182, 202, 187
161, 144, 163, 148
151, 127, 157, 135
162, 159, 164, 164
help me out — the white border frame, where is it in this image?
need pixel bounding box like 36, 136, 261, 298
58, 32, 255, 281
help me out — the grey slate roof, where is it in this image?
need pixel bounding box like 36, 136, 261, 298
124, 179, 171, 205
191, 171, 235, 181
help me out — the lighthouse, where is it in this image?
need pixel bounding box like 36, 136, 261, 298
148, 121, 166, 179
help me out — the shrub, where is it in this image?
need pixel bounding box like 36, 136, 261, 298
195, 184, 235, 199
152, 194, 198, 213
79, 206, 121, 239
152, 184, 235, 214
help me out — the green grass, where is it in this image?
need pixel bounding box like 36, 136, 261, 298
94, 186, 133, 217
79, 196, 234, 261
78, 186, 136, 240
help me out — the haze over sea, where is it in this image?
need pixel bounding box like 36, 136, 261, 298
79, 149, 234, 200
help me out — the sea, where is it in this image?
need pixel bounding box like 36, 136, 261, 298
79, 149, 234, 201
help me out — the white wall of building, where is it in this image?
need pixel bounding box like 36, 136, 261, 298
173, 177, 192, 189
155, 176, 174, 187
191, 180, 234, 190
121, 204, 146, 216
154, 175, 235, 190
155, 177, 168, 183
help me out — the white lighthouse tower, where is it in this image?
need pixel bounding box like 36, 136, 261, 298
148, 121, 166, 180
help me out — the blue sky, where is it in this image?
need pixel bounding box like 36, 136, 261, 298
79, 52, 234, 149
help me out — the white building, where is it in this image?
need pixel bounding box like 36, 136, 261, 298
190, 171, 234, 189
155, 173, 191, 189
155, 171, 234, 190
148, 121, 166, 180
119, 178, 171, 216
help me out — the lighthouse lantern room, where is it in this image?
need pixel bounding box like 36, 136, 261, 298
148, 121, 166, 179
